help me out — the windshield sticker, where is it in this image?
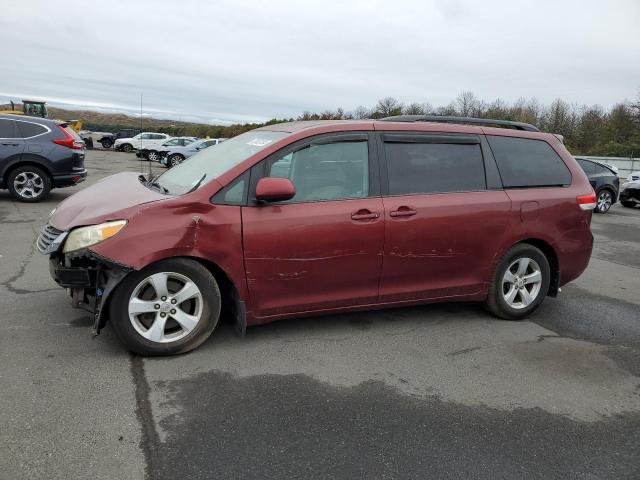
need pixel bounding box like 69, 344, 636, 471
247, 138, 273, 147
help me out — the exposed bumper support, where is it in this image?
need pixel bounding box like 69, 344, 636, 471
49, 251, 132, 334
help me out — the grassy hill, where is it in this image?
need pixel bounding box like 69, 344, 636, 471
0, 103, 275, 138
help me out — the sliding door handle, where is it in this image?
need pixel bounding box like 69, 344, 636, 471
390, 208, 417, 218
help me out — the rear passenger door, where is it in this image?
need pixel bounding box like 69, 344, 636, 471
0, 118, 25, 168
378, 133, 511, 302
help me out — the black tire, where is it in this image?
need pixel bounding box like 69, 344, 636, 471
621, 200, 636, 208
7, 165, 52, 203
169, 154, 184, 167
484, 243, 551, 320
121, 143, 133, 153
101, 139, 113, 149
594, 189, 614, 214
147, 150, 160, 162
110, 258, 221, 356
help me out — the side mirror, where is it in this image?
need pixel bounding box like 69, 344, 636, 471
255, 177, 296, 203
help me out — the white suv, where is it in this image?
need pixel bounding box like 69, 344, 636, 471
114, 132, 171, 153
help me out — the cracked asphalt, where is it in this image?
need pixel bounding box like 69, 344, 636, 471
1, 150, 639, 479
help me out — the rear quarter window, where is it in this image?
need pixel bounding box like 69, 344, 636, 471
16, 121, 48, 138
0, 118, 18, 138
487, 136, 571, 188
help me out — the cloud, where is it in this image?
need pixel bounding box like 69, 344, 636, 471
1, 0, 638, 124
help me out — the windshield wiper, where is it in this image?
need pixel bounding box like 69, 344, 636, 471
143, 173, 170, 194
186, 174, 207, 194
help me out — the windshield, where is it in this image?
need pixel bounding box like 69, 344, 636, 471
155, 130, 288, 195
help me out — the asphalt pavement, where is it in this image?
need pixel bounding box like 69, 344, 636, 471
1, 149, 639, 479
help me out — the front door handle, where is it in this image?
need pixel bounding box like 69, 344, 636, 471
0, 142, 19, 146
390, 207, 417, 218
351, 209, 380, 221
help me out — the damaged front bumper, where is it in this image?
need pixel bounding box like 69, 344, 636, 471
38, 223, 132, 334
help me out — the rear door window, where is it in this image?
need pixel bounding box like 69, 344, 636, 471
0, 118, 18, 138
383, 137, 486, 195
16, 121, 48, 138
577, 159, 596, 174
487, 136, 571, 188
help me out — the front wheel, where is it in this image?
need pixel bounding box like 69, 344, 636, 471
101, 139, 113, 149
121, 143, 133, 153
110, 258, 221, 356
169, 153, 184, 167
484, 243, 550, 320
621, 200, 636, 208
147, 150, 160, 162
594, 189, 613, 213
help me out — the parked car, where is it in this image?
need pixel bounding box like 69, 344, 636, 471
0, 114, 86, 202
114, 132, 171, 153
38, 117, 595, 355
575, 158, 619, 213
97, 129, 142, 149
620, 171, 640, 208
160, 138, 225, 167
137, 137, 198, 162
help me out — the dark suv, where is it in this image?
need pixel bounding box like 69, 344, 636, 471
39, 116, 595, 355
0, 114, 86, 202
575, 158, 619, 213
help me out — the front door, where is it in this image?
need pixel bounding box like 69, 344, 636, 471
378, 133, 511, 302
242, 133, 384, 318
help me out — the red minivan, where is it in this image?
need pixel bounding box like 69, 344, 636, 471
38, 117, 595, 355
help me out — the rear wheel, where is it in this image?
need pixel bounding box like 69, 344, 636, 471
169, 154, 184, 167
595, 189, 613, 213
7, 166, 51, 202
100, 139, 113, 149
484, 243, 550, 320
121, 143, 133, 153
110, 258, 221, 356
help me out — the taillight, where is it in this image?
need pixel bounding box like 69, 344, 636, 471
52, 126, 84, 150
577, 191, 597, 211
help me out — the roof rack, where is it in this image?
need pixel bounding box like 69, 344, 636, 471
380, 115, 540, 132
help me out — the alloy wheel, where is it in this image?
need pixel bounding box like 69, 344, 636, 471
128, 272, 203, 343
13, 171, 44, 199
596, 190, 612, 213
148, 151, 159, 161
502, 257, 542, 309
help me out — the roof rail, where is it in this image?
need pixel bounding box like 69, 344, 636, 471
380, 115, 540, 132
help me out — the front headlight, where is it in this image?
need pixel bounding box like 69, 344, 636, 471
63, 220, 127, 253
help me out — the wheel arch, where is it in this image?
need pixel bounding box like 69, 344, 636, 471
1, 159, 54, 188
513, 238, 560, 297
99, 254, 246, 334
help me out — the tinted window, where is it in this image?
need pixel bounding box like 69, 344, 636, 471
384, 141, 486, 195
266, 140, 369, 202
16, 121, 47, 138
577, 159, 595, 174
0, 119, 18, 138
487, 136, 571, 188
593, 163, 612, 175
140, 133, 152, 139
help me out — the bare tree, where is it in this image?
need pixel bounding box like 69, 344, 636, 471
403, 102, 426, 115
455, 91, 480, 117
374, 97, 403, 118
352, 105, 371, 119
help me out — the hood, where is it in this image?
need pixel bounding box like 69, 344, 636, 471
50, 172, 166, 231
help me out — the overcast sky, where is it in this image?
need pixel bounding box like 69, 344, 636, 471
1, 0, 639, 124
